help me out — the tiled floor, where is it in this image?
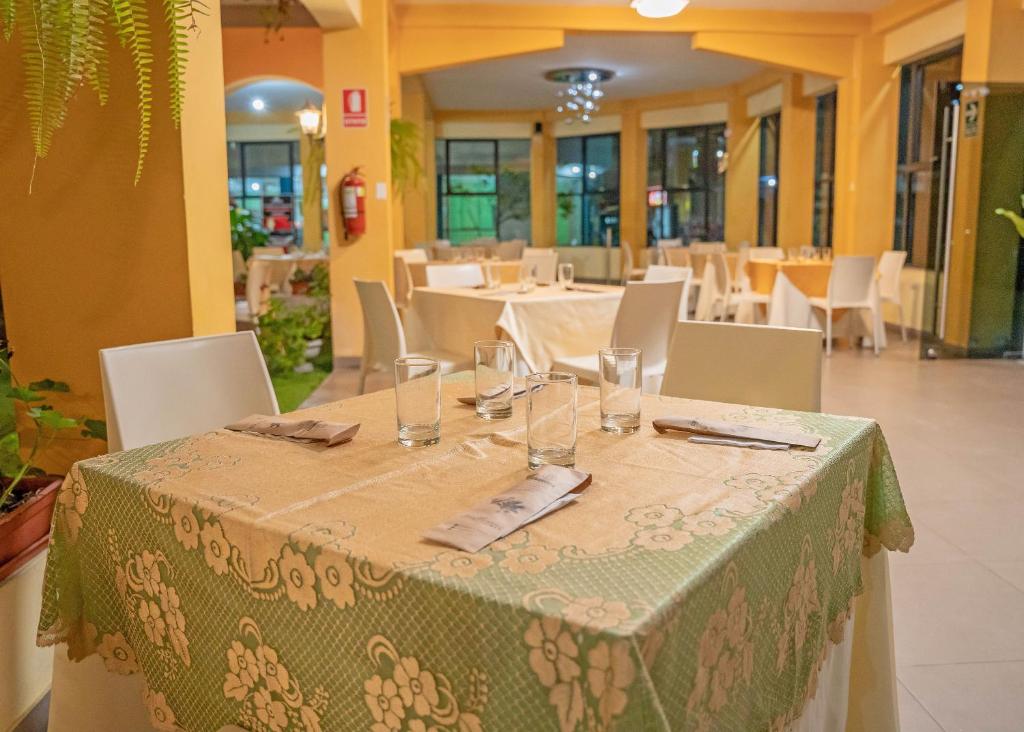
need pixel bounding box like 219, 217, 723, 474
308, 337, 1024, 732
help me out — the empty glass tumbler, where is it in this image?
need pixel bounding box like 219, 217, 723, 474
519, 263, 538, 292
526, 372, 578, 469
598, 348, 642, 434
394, 357, 441, 447
474, 340, 515, 419
558, 263, 575, 289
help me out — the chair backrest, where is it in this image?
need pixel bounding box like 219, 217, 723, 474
425, 263, 485, 288
877, 250, 907, 300
610, 279, 687, 371
395, 249, 428, 264
643, 265, 692, 283
620, 243, 634, 283
251, 246, 285, 258
828, 256, 877, 304
353, 279, 407, 373
751, 247, 785, 261
662, 247, 691, 268
710, 252, 732, 296
661, 322, 822, 412
657, 238, 683, 249
99, 332, 279, 452
522, 248, 558, 284
497, 239, 526, 260
393, 250, 429, 306
735, 246, 752, 290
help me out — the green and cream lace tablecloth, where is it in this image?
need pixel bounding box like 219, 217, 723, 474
38, 383, 913, 731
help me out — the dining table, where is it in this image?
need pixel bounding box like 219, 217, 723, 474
743, 258, 887, 348
38, 378, 914, 731
404, 283, 624, 373
395, 260, 524, 307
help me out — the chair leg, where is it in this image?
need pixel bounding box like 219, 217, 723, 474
898, 301, 907, 342
357, 366, 368, 395
825, 308, 833, 357
873, 306, 881, 357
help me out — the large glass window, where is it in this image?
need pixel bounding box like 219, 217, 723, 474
228, 140, 303, 237
556, 134, 620, 246
435, 139, 532, 243
893, 47, 963, 267
646, 124, 726, 244
813, 91, 837, 247
757, 113, 781, 246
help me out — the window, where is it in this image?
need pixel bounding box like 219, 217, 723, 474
435, 139, 531, 244
893, 47, 963, 267
556, 134, 620, 246
757, 113, 781, 246
812, 91, 837, 247
228, 141, 303, 237
646, 124, 726, 245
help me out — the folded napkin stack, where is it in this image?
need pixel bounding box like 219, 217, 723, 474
653, 416, 821, 451
226, 415, 360, 446
424, 465, 592, 552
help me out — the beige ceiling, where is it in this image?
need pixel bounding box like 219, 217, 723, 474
398, 0, 890, 9
422, 32, 765, 111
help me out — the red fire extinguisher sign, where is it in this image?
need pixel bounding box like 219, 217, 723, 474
342, 89, 368, 128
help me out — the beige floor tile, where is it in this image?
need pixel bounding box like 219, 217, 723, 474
908, 501, 1024, 562
900, 662, 1024, 732
984, 561, 1024, 594
891, 562, 1024, 666
890, 522, 970, 566
897, 681, 944, 732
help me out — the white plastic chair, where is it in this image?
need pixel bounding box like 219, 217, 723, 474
497, 239, 526, 261
522, 248, 559, 284
750, 247, 785, 261
707, 252, 771, 323
424, 263, 485, 288
691, 242, 726, 254
99, 332, 279, 452
551, 279, 686, 393
644, 266, 693, 321
656, 238, 683, 265
808, 255, 883, 357
878, 250, 908, 341
353, 279, 472, 394
621, 244, 647, 284
662, 247, 692, 269
661, 321, 822, 412
394, 249, 429, 308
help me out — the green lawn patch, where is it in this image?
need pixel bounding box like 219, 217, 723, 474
271, 368, 330, 413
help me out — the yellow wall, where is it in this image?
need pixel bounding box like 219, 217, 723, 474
322, 0, 396, 358
0, 0, 234, 471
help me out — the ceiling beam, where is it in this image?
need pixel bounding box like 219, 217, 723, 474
691, 32, 855, 78
396, 4, 871, 37
870, 0, 959, 34
398, 28, 565, 74
304, 0, 361, 30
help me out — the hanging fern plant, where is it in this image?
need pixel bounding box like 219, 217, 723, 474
1, 0, 205, 188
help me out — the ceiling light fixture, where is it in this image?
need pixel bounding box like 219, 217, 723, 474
251, 97, 266, 112
545, 68, 614, 125
630, 0, 689, 19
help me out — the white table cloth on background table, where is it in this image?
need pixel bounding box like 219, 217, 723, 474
404, 284, 623, 372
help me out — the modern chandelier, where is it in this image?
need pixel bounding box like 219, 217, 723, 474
545, 68, 615, 125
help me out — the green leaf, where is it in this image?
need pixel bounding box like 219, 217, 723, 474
28, 378, 70, 392
81, 418, 107, 440
0, 432, 24, 478
4, 385, 44, 402
27, 407, 80, 430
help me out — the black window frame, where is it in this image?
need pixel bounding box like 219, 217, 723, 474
435, 138, 531, 244
646, 123, 726, 245
812, 91, 838, 247
757, 112, 781, 247
556, 133, 621, 247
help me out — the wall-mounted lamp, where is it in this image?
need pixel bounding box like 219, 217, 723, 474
296, 101, 324, 137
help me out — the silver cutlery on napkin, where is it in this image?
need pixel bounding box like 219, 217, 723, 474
652, 417, 821, 450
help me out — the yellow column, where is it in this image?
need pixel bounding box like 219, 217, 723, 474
400, 75, 435, 248
618, 108, 646, 259
777, 75, 816, 248
531, 119, 557, 247
724, 94, 759, 246
0, 0, 233, 470
322, 0, 396, 358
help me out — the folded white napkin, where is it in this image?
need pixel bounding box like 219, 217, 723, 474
226, 415, 360, 447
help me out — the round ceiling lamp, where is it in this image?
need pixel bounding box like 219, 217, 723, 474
630, 0, 689, 19
544, 68, 615, 125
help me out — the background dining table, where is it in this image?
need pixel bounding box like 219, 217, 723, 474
404, 283, 623, 373
37, 379, 914, 732
396, 260, 523, 307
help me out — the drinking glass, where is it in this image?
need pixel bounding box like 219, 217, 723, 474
557, 262, 575, 289
526, 372, 577, 469
519, 263, 538, 292
598, 348, 642, 434
394, 357, 440, 447
474, 340, 515, 420
483, 262, 500, 289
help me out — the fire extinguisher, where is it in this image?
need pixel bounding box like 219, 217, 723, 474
340, 167, 367, 240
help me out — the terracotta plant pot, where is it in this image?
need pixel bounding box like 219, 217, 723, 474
0, 476, 61, 582
234, 281, 246, 298
291, 281, 310, 295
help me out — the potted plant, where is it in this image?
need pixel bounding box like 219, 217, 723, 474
0, 354, 104, 581
231, 207, 270, 262
290, 267, 314, 296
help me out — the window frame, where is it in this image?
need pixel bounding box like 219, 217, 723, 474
556, 133, 621, 247
757, 112, 781, 247
812, 91, 838, 247
646, 122, 726, 245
